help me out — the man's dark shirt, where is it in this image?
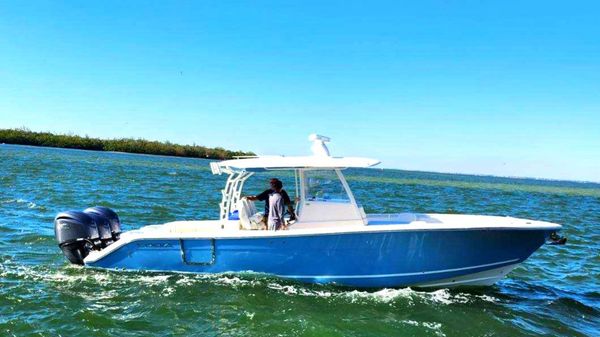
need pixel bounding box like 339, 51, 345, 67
256, 189, 291, 215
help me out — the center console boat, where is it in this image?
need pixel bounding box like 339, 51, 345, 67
54, 135, 564, 288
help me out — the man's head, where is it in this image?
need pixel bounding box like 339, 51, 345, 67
270, 179, 283, 192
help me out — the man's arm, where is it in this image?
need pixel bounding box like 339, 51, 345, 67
287, 205, 297, 221
280, 190, 292, 205
280, 190, 297, 221
246, 189, 271, 201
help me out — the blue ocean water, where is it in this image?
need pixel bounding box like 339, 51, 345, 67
0, 144, 598, 336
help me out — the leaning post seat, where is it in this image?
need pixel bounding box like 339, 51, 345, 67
236, 199, 263, 230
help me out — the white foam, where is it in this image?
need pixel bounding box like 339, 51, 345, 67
403, 320, 420, 326
2, 262, 499, 309
261, 283, 494, 307
1, 198, 40, 209
137, 274, 171, 285
477, 294, 499, 303
401, 320, 446, 336
422, 322, 446, 337
161, 286, 176, 297
175, 276, 196, 286
342, 288, 416, 303
210, 275, 262, 287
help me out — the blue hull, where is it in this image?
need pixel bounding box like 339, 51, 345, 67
87, 229, 553, 287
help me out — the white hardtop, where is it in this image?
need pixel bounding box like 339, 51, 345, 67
211, 134, 379, 174
215, 155, 380, 172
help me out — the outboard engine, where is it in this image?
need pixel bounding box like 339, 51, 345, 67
83, 211, 113, 247
54, 206, 121, 265
84, 206, 121, 240
54, 211, 101, 265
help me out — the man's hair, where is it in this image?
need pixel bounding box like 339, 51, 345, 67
272, 180, 283, 189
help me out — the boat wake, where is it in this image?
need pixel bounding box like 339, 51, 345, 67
263, 281, 499, 305
0, 260, 499, 307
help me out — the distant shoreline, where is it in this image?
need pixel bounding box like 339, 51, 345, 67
0, 128, 254, 160
2, 129, 597, 185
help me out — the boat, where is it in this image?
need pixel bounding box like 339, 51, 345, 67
54, 134, 566, 288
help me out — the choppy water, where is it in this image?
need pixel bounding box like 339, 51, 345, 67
0, 144, 598, 336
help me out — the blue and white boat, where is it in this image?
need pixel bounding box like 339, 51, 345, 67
54, 135, 565, 288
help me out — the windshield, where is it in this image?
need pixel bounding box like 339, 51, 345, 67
303, 170, 350, 203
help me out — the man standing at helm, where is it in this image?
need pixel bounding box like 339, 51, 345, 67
246, 178, 297, 226
266, 180, 285, 230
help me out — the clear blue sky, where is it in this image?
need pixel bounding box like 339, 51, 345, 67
1, 1, 599, 182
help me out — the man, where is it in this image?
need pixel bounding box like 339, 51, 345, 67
246, 178, 297, 223
266, 180, 285, 230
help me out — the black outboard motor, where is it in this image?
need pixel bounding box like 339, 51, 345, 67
54, 211, 101, 265
83, 211, 113, 247
54, 206, 121, 265
84, 206, 121, 241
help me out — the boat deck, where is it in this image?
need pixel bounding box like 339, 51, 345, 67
366, 213, 442, 225
130, 213, 560, 237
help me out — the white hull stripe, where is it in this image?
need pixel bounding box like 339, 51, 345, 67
280, 258, 520, 279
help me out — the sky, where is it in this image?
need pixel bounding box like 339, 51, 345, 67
1, 1, 599, 182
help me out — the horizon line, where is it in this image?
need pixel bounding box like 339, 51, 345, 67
2, 142, 599, 186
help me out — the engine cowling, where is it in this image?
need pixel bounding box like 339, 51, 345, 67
54, 207, 121, 265
84, 206, 121, 240
83, 211, 113, 247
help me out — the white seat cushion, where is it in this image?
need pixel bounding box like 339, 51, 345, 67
237, 199, 263, 230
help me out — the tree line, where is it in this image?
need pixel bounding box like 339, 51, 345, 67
0, 128, 254, 160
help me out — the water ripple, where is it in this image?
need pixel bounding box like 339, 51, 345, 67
0, 144, 598, 337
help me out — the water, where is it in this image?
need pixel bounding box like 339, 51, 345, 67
0, 144, 598, 336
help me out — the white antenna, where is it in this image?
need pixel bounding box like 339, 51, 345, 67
308, 134, 331, 157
